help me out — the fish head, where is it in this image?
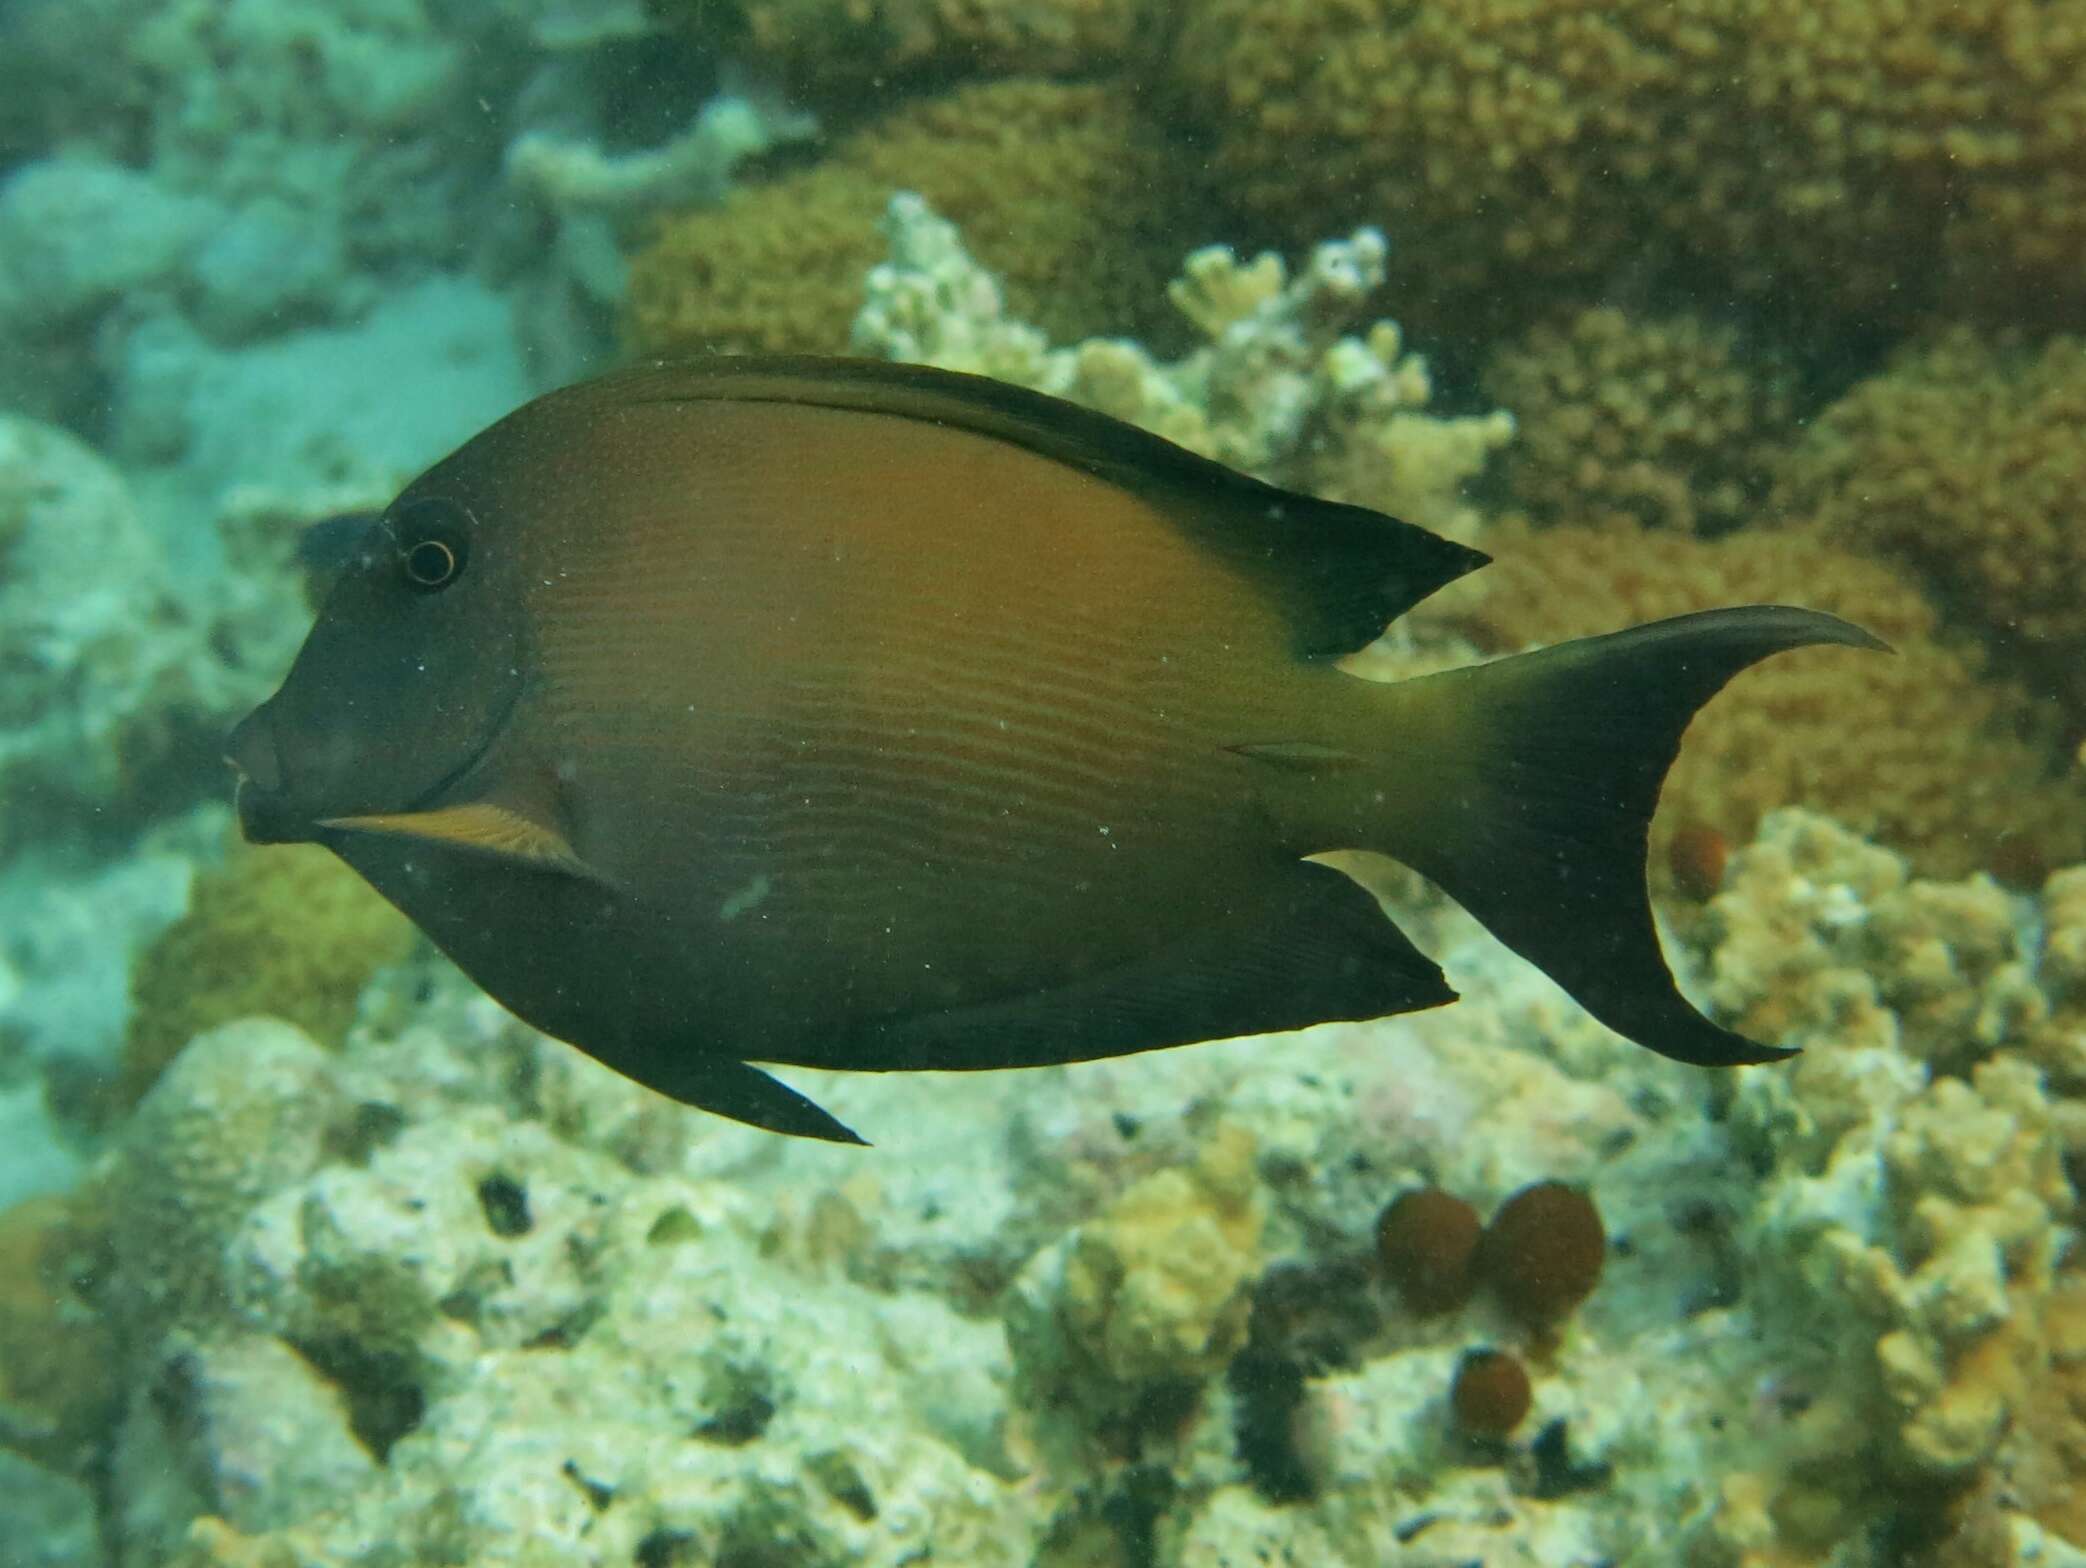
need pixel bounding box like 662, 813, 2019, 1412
229, 484, 526, 845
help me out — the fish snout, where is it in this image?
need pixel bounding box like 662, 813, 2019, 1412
226, 705, 285, 793
226, 706, 306, 844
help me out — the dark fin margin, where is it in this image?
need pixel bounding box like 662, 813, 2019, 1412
1384, 606, 1887, 1067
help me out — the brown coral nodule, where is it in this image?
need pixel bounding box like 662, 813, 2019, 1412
1450, 1347, 1533, 1439
1375, 1186, 1483, 1315
1668, 823, 1733, 903
1478, 1181, 1606, 1325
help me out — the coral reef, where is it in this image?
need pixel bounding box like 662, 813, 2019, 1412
626, 79, 1210, 358
0, 417, 234, 849
663, 0, 1164, 104
1420, 520, 2086, 885
851, 194, 1514, 541
89, 1010, 1035, 1567
46, 806, 2086, 1563
118, 839, 415, 1114
0, 1192, 120, 1475
1482, 306, 1794, 533
1168, 0, 2086, 330
1771, 326, 2086, 724
1006, 1123, 1264, 1453
1702, 811, 2085, 1558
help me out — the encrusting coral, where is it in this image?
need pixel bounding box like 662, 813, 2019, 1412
625, 79, 1209, 358
1771, 326, 2086, 726
1168, 0, 2086, 329
1481, 306, 1794, 534
1004, 1123, 1265, 1454
1418, 520, 2086, 886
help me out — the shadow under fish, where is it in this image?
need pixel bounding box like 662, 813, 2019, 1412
226, 357, 1884, 1144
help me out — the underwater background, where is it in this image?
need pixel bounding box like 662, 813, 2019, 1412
2, 0, 2084, 1562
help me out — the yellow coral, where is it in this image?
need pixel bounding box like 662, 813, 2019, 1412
1060, 1123, 1263, 1390
1481, 307, 1792, 533
626, 79, 1206, 357
120, 839, 414, 1113
1771, 327, 2086, 720
1418, 521, 2085, 884
665, 0, 1162, 102
1170, 0, 2086, 324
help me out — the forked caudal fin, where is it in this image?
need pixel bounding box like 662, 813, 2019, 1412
1357, 607, 1887, 1066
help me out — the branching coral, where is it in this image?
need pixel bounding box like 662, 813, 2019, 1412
1418, 520, 2086, 885
1704, 813, 2085, 1557
1482, 307, 1794, 534
852, 194, 1513, 541
625, 79, 1209, 357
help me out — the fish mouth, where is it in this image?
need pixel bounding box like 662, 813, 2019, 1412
226, 706, 307, 844
232, 775, 310, 845
226, 673, 526, 844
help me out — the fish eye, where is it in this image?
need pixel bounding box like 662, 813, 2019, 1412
391, 497, 472, 594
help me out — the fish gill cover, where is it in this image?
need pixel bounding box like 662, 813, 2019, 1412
0, 1, 2080, 1564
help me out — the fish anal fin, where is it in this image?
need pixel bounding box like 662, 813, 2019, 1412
321, 802, 598, 878
830, 859, 1454, 1072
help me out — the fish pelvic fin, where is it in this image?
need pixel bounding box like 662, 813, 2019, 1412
320, 801, 602, 880
1307, 606, 1887, 1067
640, 1054, 867, 1144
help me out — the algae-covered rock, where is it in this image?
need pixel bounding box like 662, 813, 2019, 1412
0, 1192, 121, 1475
120, 839, 415, 1113
0, 416, 222, 848
108, 1019, 343, 1336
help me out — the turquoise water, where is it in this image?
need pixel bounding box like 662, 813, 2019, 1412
2, 2, 2083, 1563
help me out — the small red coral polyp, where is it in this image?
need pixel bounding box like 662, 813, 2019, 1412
1478, 1180, 1605, 1323
1375, 1186, 1483, 1313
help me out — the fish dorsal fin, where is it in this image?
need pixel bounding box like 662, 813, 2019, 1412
570, 356, 1490, 660
320, 802, 599, 878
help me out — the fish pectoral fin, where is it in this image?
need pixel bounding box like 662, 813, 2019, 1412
320, 802, 600, 879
